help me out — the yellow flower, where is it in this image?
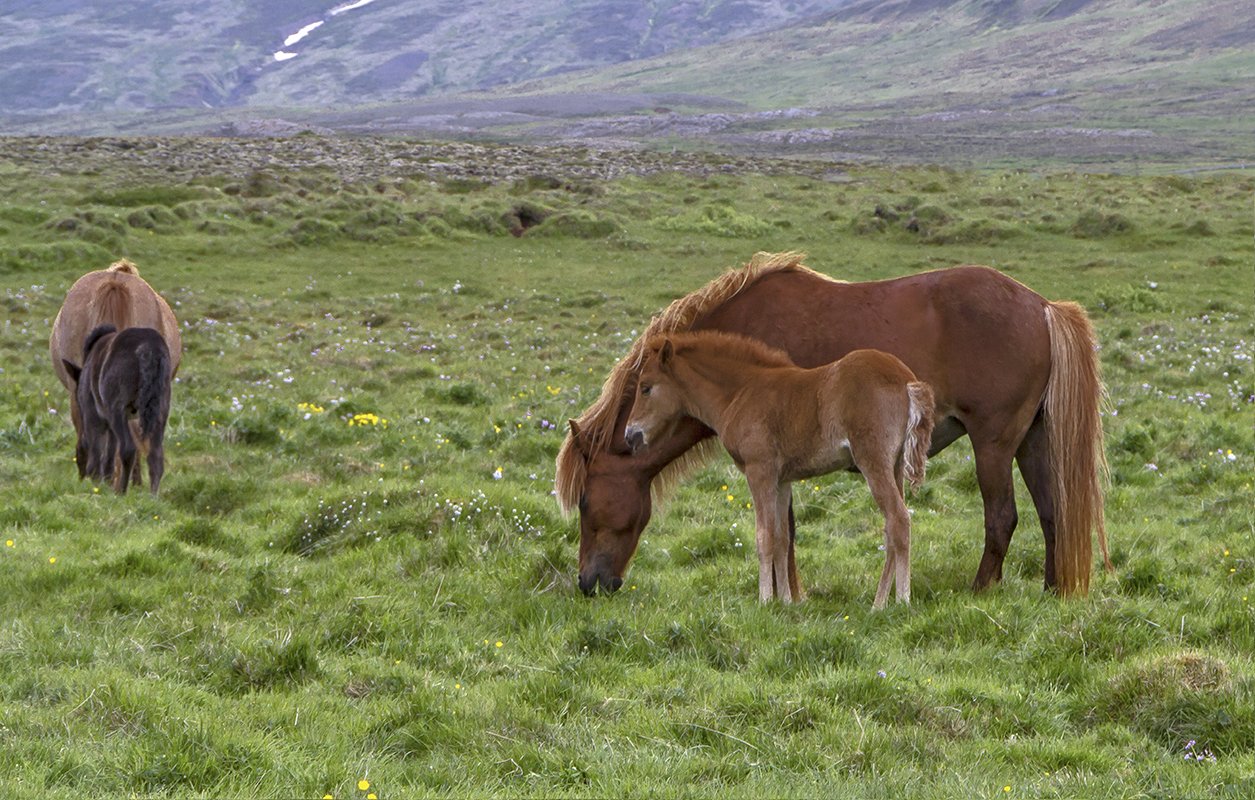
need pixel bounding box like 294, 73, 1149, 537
368, 795, 377, 800
5, 539, 13, 547
495, 641, 503, 648
49, 557, 57, 564
358, 779, 370, 791
726, 494, 735, 502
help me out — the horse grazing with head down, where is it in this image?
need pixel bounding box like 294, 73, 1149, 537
62, 325, 172, 495
50, 259, 181, 482
624, 332, 934, 608
558, 253, 1111, 599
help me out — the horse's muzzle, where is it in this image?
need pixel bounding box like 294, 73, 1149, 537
624, 425, 645, 453
578, 571, 624, 596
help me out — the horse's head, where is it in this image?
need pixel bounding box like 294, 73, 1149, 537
623, 337, 684, 454
568, 420, 655, 596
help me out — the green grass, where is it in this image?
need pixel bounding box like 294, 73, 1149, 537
1, 141, 1252, 798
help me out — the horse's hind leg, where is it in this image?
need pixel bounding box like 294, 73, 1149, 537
1015, 415, 1057, 590
970, 435, 1019, 591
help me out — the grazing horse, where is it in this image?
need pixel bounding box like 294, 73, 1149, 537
49, 259, 181, 480
624, 332, 934, 608
557, 253, 1110, 598
62, 325, 172, 495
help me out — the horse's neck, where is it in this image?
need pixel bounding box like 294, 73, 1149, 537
672, 350, 767, 432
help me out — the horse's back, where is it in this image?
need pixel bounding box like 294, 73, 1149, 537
695, 264, 1051, 430
50, 266, 182, 392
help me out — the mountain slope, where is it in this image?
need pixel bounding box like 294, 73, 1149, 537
517, 0, 1255, 112
0, 1, 854, 114
1, 0, 1250, 166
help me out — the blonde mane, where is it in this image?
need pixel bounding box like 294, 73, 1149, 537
555, 251, 837, 516
650, 330, 798, 371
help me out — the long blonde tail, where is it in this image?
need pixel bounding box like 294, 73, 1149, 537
1044, 301, 1110, 597
903, 381, 935, 490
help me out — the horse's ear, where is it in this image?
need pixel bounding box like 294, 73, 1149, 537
62, 360, 82, 383
659, 338, 674, 366
568, 419, 589, 458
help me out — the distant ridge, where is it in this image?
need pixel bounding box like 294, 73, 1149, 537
1, 0, 1251, 167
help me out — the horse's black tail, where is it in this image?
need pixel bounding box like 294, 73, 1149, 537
137, 338, 171, 442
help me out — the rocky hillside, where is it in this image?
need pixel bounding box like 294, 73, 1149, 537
0, 0, 852, 115
2, 0, 1251, 167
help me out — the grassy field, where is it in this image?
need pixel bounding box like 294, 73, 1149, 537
0, 141, 1252, 798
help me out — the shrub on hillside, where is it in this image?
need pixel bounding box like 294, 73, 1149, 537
1072, 209, 1134, 238
0, 241, 113, 274
527, 210, 621, 239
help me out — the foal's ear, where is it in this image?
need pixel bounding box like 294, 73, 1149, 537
62, 360, 82, 383
659, 338, 674, 366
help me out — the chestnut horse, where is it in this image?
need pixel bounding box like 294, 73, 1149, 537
557, 253, 1110, 598
62, 325, 172, 495
50, 260, 182, 480
624, 333, 934, 608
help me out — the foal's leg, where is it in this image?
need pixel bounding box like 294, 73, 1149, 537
786, 496, 804, 601
146, 430, 165, 495
772, 483, 794, 602
107, 407, 138, 494
864, 463, 911, 610
129, 418, 147, 488
747, 472, 791, 603
750, 481, 777, 603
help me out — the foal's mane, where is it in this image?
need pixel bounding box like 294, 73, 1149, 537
555, 251, 834, 516
82, 324, 118, 359
652, 330, 797, 371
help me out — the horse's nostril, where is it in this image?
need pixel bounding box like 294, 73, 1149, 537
625, 428, 644, 451
578, 573, 597, 596
607, 576, 624, 592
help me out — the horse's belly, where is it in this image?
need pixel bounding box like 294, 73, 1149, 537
785, 441, 854, 482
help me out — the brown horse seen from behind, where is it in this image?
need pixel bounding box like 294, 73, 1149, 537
624, 333, 934, 608
558, 253, 1111, 599
50, 259, 182, 482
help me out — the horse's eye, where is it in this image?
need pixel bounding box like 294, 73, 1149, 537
641, 385, 652, 396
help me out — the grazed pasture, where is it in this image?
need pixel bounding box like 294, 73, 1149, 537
0, 139, 1252, 798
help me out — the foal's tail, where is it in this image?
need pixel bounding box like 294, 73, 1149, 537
903, 380, 935, 491
1044, 301, 1111, 597
137, 339, 171, 443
